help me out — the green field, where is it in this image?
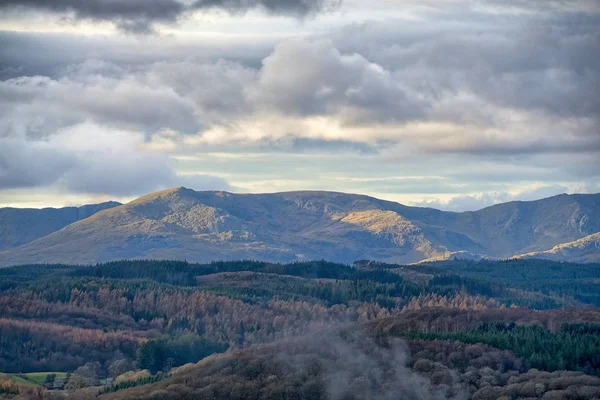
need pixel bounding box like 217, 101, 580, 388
23, 372, 69, 385
0, 371, 70, 388
0, 372, 39, 388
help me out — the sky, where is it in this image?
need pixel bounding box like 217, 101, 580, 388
0, 0, 599, 211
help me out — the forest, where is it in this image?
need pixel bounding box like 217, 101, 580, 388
0, 258, 599, 399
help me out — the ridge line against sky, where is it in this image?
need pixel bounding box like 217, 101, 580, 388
0, 185, 597, 215
0, 0, 599, 211
1, 188, 598, 214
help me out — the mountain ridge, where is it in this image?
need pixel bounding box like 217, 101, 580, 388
0, 188, 598, 266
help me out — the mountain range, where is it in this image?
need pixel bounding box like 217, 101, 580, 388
0, 188, 598, 266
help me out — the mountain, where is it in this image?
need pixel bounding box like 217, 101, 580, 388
0, 201, 121, 251
0, 188, 598, 266
515, 232, 600, 263
412, 193, 600, 256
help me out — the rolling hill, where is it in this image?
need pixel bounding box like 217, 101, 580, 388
0, 188, 598, 266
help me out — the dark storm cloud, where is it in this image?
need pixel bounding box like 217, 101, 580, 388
0, 0, 340, 33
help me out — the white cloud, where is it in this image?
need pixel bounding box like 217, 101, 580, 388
411, 184, 600, 212
0, 122, 230, 196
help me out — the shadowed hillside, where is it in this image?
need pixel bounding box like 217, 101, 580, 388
0, 202, 121, 251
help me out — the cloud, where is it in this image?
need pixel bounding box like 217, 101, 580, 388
2, 3, 599, 152
3, 28, 597, 170
0, 0, 340, 33
0, 0, 184, 33
192, 0, 341, 17
0, 136, 76, 189
0, 40, 428, 142
413, 193, 511, 212
0, 68, 202, 138
1, 17, 598, 179
148, 59, 257, 125
0, 31, 274, 80
332, 9, 600, 123
1, 0, 599, 203
0, 122, 230, 196
255, 39, 426, 123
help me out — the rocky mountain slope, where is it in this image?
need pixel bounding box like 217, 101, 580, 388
0, 188, 598, 266
0, 201, 120, 251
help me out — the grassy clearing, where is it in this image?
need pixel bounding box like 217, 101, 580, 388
23, 372, 68, 385
10, 375, 40, 387
0, 372, 40, 388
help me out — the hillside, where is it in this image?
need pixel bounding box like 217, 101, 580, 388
0, 201, 121, 251
412, 193, 600, 256
516, 232, 600, 263
1, 259, 600, 399
0, 188, 598, 266
97, 334, 600, 400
